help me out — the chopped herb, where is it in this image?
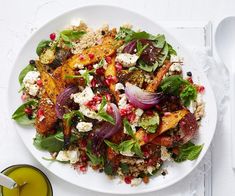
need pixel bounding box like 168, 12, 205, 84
123, 118, 135, 137
60, 30, 86, 48
180, 84, 197, 106
63, 110, 84, 126
136, 40, 149, 56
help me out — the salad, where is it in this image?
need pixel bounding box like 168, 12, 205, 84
12, 21, 205, 186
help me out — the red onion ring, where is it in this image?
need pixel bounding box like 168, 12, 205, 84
125, 82, 164, 110
55, 86, 78, 119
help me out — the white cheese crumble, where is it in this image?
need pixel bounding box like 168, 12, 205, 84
74, 63, 84, 69
79, 105, 102, 121
120, 150, 135, 157
72, 86, 95, 105
76, 121, 93, 132
115, 83, 125, 91
161, 146, 171, 161
169, 55, 183, 72
56, 149, 79, 164
131, 178, 142, 186
23, 71, 40, 96
147, 166, 155, 175
118, 94, 128, 109
115, 53, 139, 67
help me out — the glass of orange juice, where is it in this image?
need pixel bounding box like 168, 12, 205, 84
0, 165, 53, 196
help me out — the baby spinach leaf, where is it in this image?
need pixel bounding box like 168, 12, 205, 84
174, 142, 203, 162
180, 84, 197, 106
12, 99, 38, 125
138, 60, 154, 72
18, 64, 35, 85
115, 27, 135, 40
167, 43, 177, 59
36, 40, 51, 56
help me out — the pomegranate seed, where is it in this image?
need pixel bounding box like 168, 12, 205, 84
105, 56, 112, 64
115, 62, 123, 71
79, 55, 85, 60
88, 53, 95, 59
120, 109, 127, 116
91, 79, 97, 88
127, 113, 136, 122
187, 77, 193, 84
143, 134, 149, 143
106, 104, 113, 114
21, 93, 27, 102
24, 107, 32, 115
96, 67, 105, 75
144, 151, 150, 158
36, 79, 43, 87
93, 95, 102, 102
105, 78, 111, 86
37, 108, 44, 117
105, 93, 111, 101
81, 155, 87, 162
49, 33, 56, 41
198, 85, 205, 93
87, 64, 93, 70
80, 139, 87, 148
90, 105, 97, 110
79, 166, 87, 172
124, 176, 132, 184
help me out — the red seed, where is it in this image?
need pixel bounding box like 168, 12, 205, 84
88, 53, 95, 59
49, 33, 56, 41
105, 93, 111, 101
79, 55, 85, 60
80, 139, 87, 148
143, 134, 149, 143
198, 85, 205, 93
93, 95, 102, 102
87, 64, 93, 70
96, 67, 105, 75
115, 62, 123, 71
120, 109, 127, 116
105, 56, 112, 64
79, 166, 87, 172
37, 108, 44, 117
36, 79, 43, 87
105, 78, 111, 86
187, 77, 193, 84
124, 176, 132, 184
24, 107, 32, 115
106, 104, 113, 114
91, 79, 97, 88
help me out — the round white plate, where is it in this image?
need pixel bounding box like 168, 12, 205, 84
7, 5, 217, 194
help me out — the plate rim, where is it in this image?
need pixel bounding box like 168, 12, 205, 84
7, 4, 218, 194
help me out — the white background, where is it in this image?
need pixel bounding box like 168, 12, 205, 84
0, 0, 235, 195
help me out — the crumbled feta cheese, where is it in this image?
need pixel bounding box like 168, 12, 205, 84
56, 150, 79, 164
70, 18, 82, 26
147, 166, 155, 175
27, 84, 40, 97
188, 100, 197, 113
72, 86, 95, 105
78, 69, 86, 75
118, 94, 128, 109
39, 115, 45, 122
161, 146, 171, 161
76, 121, 93, 132
170, 55, 183, 72
115, 53, 139, 67
74, 63, 84, 69
131, 178, 142, 186
23, 71, 41, 97
120, 150, 135, 157
115, 83, 125, 91
79, 105, 102, 121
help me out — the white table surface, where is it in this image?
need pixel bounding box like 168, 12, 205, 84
0, 0, 235, 195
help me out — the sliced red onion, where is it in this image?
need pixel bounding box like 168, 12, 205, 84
125, 82, 164, 110
56, 86, 78, 118
92, 103, 122, 152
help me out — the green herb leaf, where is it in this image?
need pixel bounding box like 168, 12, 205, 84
123, 118, 134, 137
153, 34, 166, 48
33, 132, 77, 152
160, 75, 188, 95
60, 30, 86, 41
36, 40, 51, 56
115, 27, 135, 40
104, 140, 119, 152
138, 60, 154, 72
12, 99, 38, 125
118, 139, 135, 152
136, 40, 149, 56
125, 31, 156, 43
132, 142, 143, 157
167, 43, 177, 59
139, 112, 160, 133
174, 142, 204, 162
99, 96, 107, 112
98, 111, 115, 125
180, 84, 197, 106
104, 162, 116, 176
86, 140, 104, 166
120, 163, 129, 174
18, 64, 35, 85
63, 110, 84, 126
65, 69, 93, 85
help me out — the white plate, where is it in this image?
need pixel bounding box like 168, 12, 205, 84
7, 5, 217, 194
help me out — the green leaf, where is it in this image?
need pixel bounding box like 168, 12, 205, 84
60, 30, 86, 41
104, 140, 119, 152
104, 162, 116, 176
123, 118, 134, 137
65, 69, 93, 85
18, 64, 35, 85
139, 112, 160, 133
125, 31, 156, 43
86, 140, 104, 166
120, 163, 129, 174
99, 96, 107, 112
12, 99, 38, 125
115, 27, 135, 40
160, 75, 189, 95
98, 111, 115, 125
63, 110, 84, 126
167, 43, 177, 59
138, 60, 154, 72
36, 40, 51, 56
118, 139, 135, 152
33, 132, 77, 152
153, 34, 166, 48
136, 40, 149, 56
156, 42, 169, 67
132, 142, 143, 157
180, 84, 197, 106
174, 142, 204, 162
